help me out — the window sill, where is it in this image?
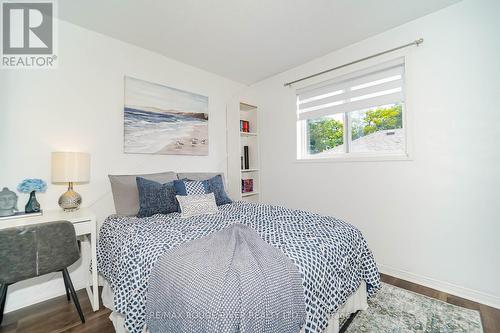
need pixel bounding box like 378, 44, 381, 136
296, 152, 412, 163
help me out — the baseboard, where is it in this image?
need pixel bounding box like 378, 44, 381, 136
378, 264, 500, 310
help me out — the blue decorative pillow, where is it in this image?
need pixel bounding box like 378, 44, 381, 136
206, 175, 232, 206
173, 179, 210, 196
136, 177, 179, 218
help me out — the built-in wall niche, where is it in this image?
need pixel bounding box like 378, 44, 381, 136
239, 102, 260, 201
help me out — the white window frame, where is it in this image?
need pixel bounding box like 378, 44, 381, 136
296, 56, 412, 163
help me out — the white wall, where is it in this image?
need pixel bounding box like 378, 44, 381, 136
0, 20, 244, 312
250, 0, 500, 308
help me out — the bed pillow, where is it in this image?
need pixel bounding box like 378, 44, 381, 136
173, 179, 210, 195
176, 173, 232, 206
206, 175, 232, 206
136, 177, 179, 218
176, 193, 218, 218
109, 171, 177, 215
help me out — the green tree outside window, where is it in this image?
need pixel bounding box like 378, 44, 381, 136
307, 104, 402, 154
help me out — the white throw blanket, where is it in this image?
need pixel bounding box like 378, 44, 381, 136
146, 223, 306, 333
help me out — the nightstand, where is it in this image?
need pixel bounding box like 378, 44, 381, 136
0, 208, 99, 312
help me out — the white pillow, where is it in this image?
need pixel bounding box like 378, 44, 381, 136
176, 193, 218, 218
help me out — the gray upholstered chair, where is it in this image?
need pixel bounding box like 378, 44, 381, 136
0, 221, 85, 325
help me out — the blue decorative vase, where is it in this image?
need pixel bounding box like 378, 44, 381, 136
25, 190, 41, 213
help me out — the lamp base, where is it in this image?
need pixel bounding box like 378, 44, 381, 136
58, 182, 82, 211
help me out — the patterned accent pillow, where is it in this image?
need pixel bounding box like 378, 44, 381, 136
176, 193, 218, 218
173, 179, 210, 196
206, 175, 232, 206
136, 177, 179, 218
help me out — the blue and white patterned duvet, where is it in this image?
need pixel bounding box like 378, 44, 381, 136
97, 202, 380, 333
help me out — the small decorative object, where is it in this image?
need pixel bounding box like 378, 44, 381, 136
17, 179, 47, 213
241, 179, 254, 193
240, 120, 250, 133
0, 187, 18, 217
52, 152, 91, 211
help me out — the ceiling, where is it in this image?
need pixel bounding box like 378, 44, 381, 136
58, 0, 461, 85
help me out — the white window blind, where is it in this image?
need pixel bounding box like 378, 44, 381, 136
297, 58, 405, 121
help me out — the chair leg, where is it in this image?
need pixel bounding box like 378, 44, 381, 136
61, 271, 71, 301
0, 284, 8, 326
62, 268, 85, 324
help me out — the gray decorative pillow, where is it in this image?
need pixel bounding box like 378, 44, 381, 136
136, 177, 178, 218
176, 193, 218, 218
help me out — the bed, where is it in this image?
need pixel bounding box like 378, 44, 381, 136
97, 199, 380, 333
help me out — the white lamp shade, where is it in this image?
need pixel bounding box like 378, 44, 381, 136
51, 152, 90, 183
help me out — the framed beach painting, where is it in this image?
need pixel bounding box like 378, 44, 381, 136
123, 76, 209, 155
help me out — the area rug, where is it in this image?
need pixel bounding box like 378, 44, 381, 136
343, 283, 483, 333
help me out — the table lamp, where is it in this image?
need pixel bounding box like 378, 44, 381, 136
51, 152, 90, 211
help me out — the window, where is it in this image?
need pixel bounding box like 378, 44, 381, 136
297, 58, 408, 160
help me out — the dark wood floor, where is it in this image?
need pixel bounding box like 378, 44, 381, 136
1, 275, 499, 333
0, 288, 113, 333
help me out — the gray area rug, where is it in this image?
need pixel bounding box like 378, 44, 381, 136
344, 283, 483, 333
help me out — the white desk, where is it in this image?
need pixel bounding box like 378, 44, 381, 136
0, 208, 100, 312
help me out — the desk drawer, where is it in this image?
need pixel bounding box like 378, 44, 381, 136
73, 220, 91, 236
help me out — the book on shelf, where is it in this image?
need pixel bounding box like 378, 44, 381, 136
240, 120, 250, 133
243, 146, 249, 169
241, 179, 254, 193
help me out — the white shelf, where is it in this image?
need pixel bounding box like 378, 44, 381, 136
241, 169, 259, 173
240, 102, 258, 111
240, 132, 258, 137
242, 191, 260, 197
